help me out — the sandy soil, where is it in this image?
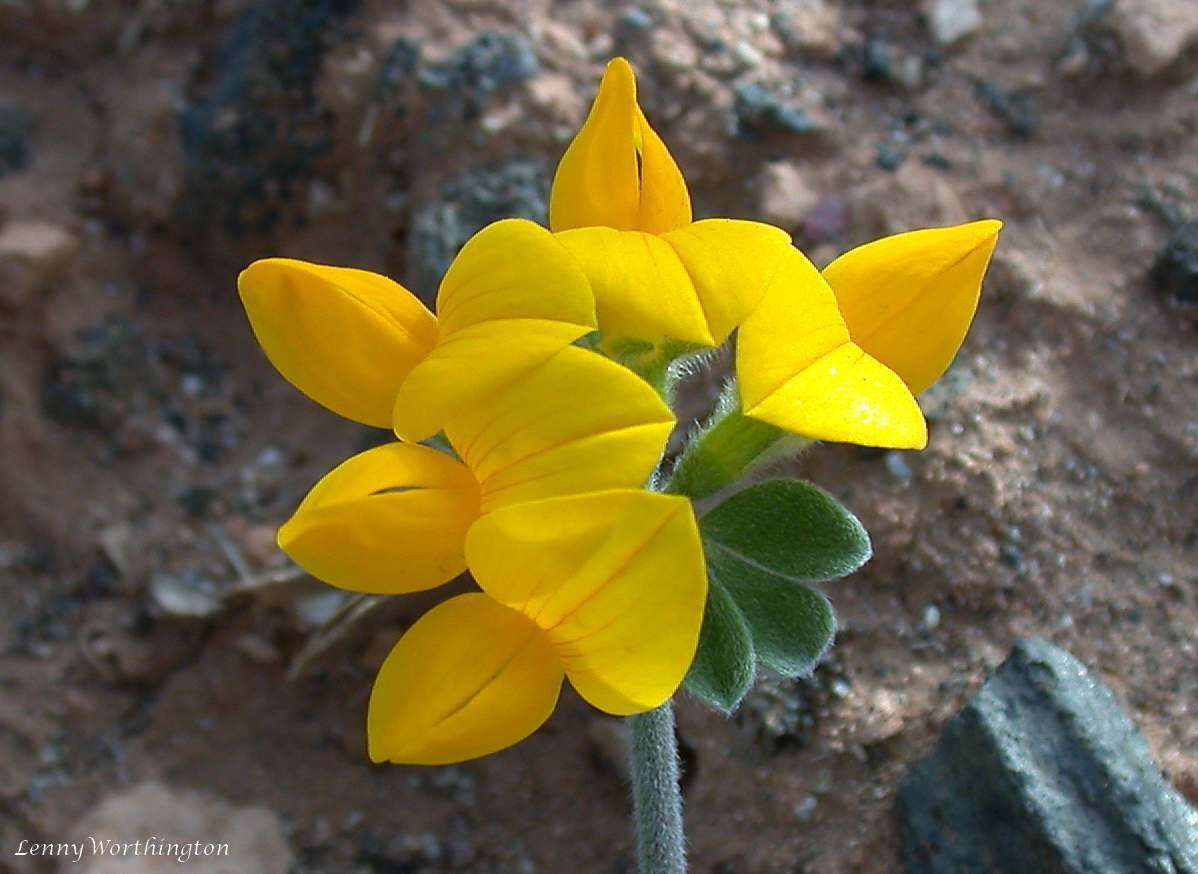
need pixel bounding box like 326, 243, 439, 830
2, 1, 1197, 872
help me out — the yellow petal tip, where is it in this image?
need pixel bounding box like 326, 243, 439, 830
603, 56, 636, 95
550, 57, 691, 234
823, 219, 1004, 396
237, 257, 436, 427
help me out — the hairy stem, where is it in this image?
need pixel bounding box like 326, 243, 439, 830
627, 702, 687, 874
666, 403, 788, 500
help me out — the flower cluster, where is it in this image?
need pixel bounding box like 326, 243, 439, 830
238, 58, 1000, 765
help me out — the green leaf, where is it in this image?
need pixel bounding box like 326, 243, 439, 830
708, 549, 835, 678
683, 577, 755, 712
700, 479, 871, 582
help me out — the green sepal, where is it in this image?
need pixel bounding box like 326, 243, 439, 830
603, 336, 707, 401
683, 577, 755, 712
666, 395, 788, 501
700, 479, 871, 582
708, 549, 835, 678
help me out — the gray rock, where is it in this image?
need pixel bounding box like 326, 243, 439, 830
732, 83, 823, 140
405, 158, 550, 298
178, 0, 362, 236
896, 638, 1198, 874
0, 103, 32, 177
418, 31, 539, 117
618, 7, 654, 32
862, 38, 893, 82
1153, 220, 1198, 304
974, 79, 1039, 139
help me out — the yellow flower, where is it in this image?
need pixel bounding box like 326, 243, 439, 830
553, 58, 1001, 450
276, 343, 674, 595
736, 221, 1001, 447
238, 219, 596, 440
549, 58, 790, 348
367, 490, 706, 765
550, 58, 928, 449
736, 245, 929, 449
240, 217, 703, 766
822, 220, 1003, 395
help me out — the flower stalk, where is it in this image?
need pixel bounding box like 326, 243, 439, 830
628, 703, 688, 874
666, 390, 814, 500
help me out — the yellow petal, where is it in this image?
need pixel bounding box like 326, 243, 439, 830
238, 259, 436, 427
368, 593, 563, 765
556, 227, 714, 345
737, 245, 927, 449
823, 220, 1002, 395
445, 345, 674, 510
662, 219, 793, 344
435, 218, 596, 337
557, 221, 794, 346
549, 57, 691, 234
466, 491, 707, 716
278, 443, 480, 594
392, 319, 592, 443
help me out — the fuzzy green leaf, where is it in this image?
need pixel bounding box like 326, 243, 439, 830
708, 549, 835, 678
700, 479, 871, 582
683, 576, 755, 712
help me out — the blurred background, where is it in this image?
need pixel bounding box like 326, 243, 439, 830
1, 1, 1197, 871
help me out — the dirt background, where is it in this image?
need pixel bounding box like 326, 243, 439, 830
2, 1, 1197, 872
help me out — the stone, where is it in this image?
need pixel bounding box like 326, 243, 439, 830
876, 144, 907, 172
405, 158, 550, 299
885, 451, 914, 483
0, 219, 79, 308
418, 31, 539, 100
770, 1, 843, 60
732, 82, 824, 139
862, 38, 893, 82
896, 638, 1198, 874
361, 831, 443, 869
756, 161, 819, 230
178, 0, 361, 235
974, 79, 1039, 139
0, 103, 33, 176
75, 781, 292, 873
1108, 0, 1198, 77
617, 7, 653, 32
150, 570, 222, 618
925, 0, 983, 47
1153, 220, 1198, 303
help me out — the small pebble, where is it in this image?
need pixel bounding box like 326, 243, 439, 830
922, 604, 941, 631
863, 38, 892, 82
734, 41, 764, 68
999, 542, 1025, 569
877, 144, 907, 171
733, 82, 822, 138
1153, 220, 1198, 303
617, 8, 653, 32
927, 0, 983, 47
886, 451, 914, 482
794, 795, 818, 822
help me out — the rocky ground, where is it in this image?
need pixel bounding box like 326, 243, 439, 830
2, 0, 1197, 872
